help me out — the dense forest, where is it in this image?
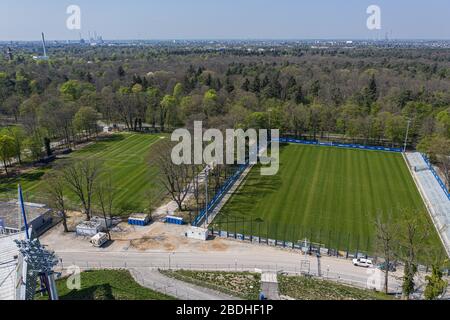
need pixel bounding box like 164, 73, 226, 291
0, 44, 449, 186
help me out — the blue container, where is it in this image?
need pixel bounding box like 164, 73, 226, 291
165, 215, 184, 225
128, 213, 150, 226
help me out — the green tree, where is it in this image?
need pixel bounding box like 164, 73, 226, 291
3, 96, 23, 122
417, 135, 450, 188
251, 76, 261, 93
367, 74, 378, 103
402, 262, 417, 299
160, 95, 179, 130
2, 126, 25, 164
173, 83, 184, 102
73, 106, 100, 139
374, 213, 398, 294
424, 265, 448, 300
0, 134, 15, 175
145, 87, 162, 129
117, 66, 125, 77
309, 79, 320, 99
203, 89, 220, 118
385, 114, 406, 147
131, 83, 143, 94
246, 112, 268, 130
60, 80, 95, 101
25, 135, 43, 161
436, 108, 450, 138
241, 78, 250, 91
397, 211, 429, 300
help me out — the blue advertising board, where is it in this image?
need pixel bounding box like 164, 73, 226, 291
275, 137, 402, 153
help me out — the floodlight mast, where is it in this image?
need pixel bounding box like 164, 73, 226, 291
204, 164, 211, 225
18, 184, 29, 240
403, 119, 411, 153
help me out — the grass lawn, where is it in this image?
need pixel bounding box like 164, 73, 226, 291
38, 269, 174, 300
213, 143, 441, 253
161, 270, 261, 300
278, 275, 393, 300
0, 133, 165, 214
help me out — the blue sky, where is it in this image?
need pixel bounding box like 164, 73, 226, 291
1, 0, 450, 40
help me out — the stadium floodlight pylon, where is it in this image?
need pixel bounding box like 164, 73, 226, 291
15, 238, 59, 300
15, 184, 59, 300
403, 119, 411, 152
205, 164, 211, 225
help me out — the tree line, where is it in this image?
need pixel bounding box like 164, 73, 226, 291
1, 45, 449, 182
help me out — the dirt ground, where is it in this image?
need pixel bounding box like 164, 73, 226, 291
40, 216, 230, 253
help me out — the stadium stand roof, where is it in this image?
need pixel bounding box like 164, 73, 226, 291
0, 232, 24, 300
0, 201, 50, 231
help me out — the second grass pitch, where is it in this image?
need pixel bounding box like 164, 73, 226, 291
0, 133, 164, 214
212, 143, 441, 253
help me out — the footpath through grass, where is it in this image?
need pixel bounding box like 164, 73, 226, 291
214, 143, 440, 253
0, 133, 164, 214
278, 275, 393, 300
38, 269, 174, 300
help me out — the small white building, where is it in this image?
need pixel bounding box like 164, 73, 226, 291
91, 216, 114, 229
76, 221, 102, 237
185, 227, 209, 241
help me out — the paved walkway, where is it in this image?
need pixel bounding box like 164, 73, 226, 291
199, 146, 268, 228
260, 272, 280, 300
199, 164, 253, 228
405, 152, 450, 257
130, 268, 238, 300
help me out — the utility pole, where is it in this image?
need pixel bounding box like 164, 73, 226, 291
268, 108, 272, 129
403, 119, 411, 153
168, 252, 174, 270
268, 108, 273, 141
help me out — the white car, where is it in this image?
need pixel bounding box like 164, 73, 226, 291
352, 258, 373, 268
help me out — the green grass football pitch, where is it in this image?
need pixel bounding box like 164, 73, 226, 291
213, 143, 442, 253
0, 133, 164, 214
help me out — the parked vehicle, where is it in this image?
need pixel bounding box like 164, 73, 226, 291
90, 232, 108, 247
352, 258, 373, 268
376, 262, 397, 272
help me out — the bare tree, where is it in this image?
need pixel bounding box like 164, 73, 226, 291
60, 159, 101, 221
374, 212, 398, 294
149, 140, 190, 211
96, 174, 114, 240
43, 171, 69, 233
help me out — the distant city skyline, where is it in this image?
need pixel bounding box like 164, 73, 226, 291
1, 0, 450, 41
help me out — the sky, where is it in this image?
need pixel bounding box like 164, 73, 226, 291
1, 0, 450, 41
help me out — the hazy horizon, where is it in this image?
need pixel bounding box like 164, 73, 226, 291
2, 0, 450, 41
